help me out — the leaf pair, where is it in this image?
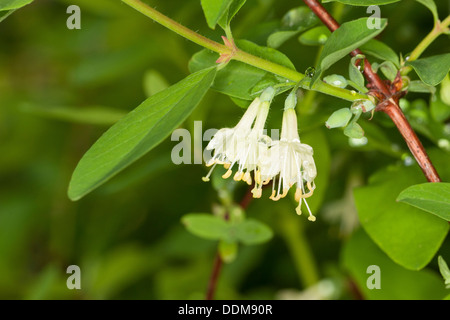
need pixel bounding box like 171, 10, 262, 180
181, 213, 273, 246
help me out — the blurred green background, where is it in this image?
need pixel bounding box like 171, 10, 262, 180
0, 0, 449, 299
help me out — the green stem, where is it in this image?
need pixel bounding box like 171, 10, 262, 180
122, 0, 367, 102
402, 15, 450, 75
279, 210, 320, 288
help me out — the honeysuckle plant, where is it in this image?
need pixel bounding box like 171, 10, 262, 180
6, 0, 450, 300
67, 0, 449, 300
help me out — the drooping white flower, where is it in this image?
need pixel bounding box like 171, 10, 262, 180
202, 87, 275, 187
259, 92, 317, 221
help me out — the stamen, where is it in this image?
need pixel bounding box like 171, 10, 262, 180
304, 199, 316, 222
202, 163, 218, 182
234, 171, 244, 181
222, 169, 233, 179
255, 170, 262, 185
251, 187, 262, 198
295, 187, 302, 202
243, 171, 251, 185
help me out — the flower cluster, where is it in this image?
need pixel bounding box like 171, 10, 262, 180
203, 88, 318, 221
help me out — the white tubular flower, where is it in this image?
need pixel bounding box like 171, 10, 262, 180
202, 87, 275, 186
260, 92, 318, 221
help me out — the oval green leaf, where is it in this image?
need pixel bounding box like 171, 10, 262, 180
68, 67, 217, 200
354, 165, 449, 270
397, 182, 450, 221
311, 17, 387, 86
181, 214, 230, 240
406, 53, 450, 86
342, 228, 448, 299
234, 219, 273, 245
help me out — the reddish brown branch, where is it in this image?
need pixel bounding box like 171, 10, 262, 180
302, 0, 441, 182
205, 253, 223, 300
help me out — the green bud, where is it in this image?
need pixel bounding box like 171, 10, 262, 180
260, 86, 276, 102
399, 98, 410, 111
348, 136, 368, 147
440, 74, 450, 106
325, 108, 352, 129
344, 122, 365, 139
323, 74, 348, 88
219, 240, 238, 263
284, 91, 298, 110
379, 61, 398, 81
318, 34, 328, 44
352, 99, 376, 113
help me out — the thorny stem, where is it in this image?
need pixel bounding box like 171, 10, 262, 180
301, 0, 441, 182
122, 0, 367, 102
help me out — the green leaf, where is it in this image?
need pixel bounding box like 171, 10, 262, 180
344, 122, 365, 139
325, 108, 353, 129
342, 228, 448, 299
322, 0, 400, 5
360, 39, 399, 67
354, 165, 449, 270
268, 30, 301, 49
267, 6, 318, 48
349, 55, 366, 90
189, 40, 295, 100
406, 53, 450, 86
438, 256, 450, 288
415, 0, 439, 22
68, 67, 217, 200
218, 0, 246, 29
311, 18, 387, 86
181, 214, 230, 240
378, 61, 398, 81
298, 26, 330, 46
0, 0, 33, 11
234, 219, 273, 245
218, 239, 238, 263
397, 183, 450, 221
201, 0, 234, 29
407, 80, 436, 94
0, 9, 15, 22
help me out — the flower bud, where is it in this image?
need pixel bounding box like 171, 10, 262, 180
284, 91, 298, 110
323, 74, 348, 88
325, 108, 352, 129
344, 122, 365, 139
260, 86, 276, 102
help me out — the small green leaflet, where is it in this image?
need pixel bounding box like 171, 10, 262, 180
397, 183, 450, 221
311, 17, 387, 87
406, 53, 450, 86
68, 67, 217, 200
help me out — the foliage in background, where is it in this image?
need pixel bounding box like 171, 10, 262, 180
0, 0, 449, 300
